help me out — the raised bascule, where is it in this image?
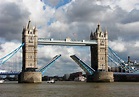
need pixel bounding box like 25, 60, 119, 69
18, 20, 114, 83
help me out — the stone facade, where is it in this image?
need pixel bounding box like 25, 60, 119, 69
22, 20, 38, 71
18, 72, 42, 83
92, 71, 114, 82
90, 24, 108, 71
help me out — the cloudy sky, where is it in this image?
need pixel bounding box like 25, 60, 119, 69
0, 0, 139, 76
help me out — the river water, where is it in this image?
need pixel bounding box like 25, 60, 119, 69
0, 81, 139, 97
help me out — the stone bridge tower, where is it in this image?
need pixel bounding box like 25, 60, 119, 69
90, 24, 108, 71
22, 20, 38, 72
89, 24, 113, 82
18, 20, 42, 83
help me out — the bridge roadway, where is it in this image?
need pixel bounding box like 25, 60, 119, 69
38, 38, 97, 46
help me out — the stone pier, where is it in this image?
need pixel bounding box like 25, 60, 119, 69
18, 72, 42, 83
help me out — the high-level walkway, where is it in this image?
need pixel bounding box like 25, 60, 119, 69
38, 38, 97, 46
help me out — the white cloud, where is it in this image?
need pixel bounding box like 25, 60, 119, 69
134, 41, 139, 48
117, 22, 139, 32
48, 21, 69, 33
98, 0, 139, 12
109, 38, 127, 52
114, 0, 139, 12
0, 42, 21, 56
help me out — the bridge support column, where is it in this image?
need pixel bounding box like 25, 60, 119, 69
18, 20, 42, 83
90, 24, 114, 82
87, 71, 113, 82
18, 72, 42, 83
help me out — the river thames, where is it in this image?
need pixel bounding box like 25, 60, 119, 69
0, 81, 139, 97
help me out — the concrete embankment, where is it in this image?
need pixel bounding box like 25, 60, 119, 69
114, 73, 139, 82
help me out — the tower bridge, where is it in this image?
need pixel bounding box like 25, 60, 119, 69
18, 20, 114, 83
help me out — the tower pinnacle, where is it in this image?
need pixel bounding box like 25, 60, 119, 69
27, 20, 31, 29
97, 23, 101, 32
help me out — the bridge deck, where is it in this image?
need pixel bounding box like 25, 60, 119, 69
38, 38, 97, 46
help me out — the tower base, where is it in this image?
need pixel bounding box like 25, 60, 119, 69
18, 72, 42, 83
87, 71, 114, 82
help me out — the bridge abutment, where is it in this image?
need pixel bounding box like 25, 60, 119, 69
87, 71, 114, 82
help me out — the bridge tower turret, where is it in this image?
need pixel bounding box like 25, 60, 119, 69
18, 20, 42, 83
89, 24, 113, 82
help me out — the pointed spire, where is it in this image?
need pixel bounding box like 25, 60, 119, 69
22, 26, 26, 34
33, 25, 37, 30
97, 22, 101, 32
91, 30, 93, 35
33, 25, 38, 35
27, 20, 31, 29
104, 27, 108, 38
90, 30, 93, 37
98, 22, 100, 28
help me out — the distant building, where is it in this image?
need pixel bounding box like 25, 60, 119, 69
63, 72, 83, 81
63, 74, 70, 81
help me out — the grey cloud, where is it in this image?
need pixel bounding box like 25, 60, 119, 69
110, 40, 139, 62
96, 7, 139, 41
0, 2, 30, 41
121, 9, 139, 24
66, 1, 110, 23
53, 1, 132, 41
48, 22, 91, 40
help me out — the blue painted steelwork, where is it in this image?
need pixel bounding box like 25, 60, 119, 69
0, 54, 61, 76
108, 55, 119, 66
0, 43, 24, 65
38, 54, 61, 75
108, 47, 136, 72
70, 55, 95, 75
108, 55, 129, 72
108, 47, 125, 63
